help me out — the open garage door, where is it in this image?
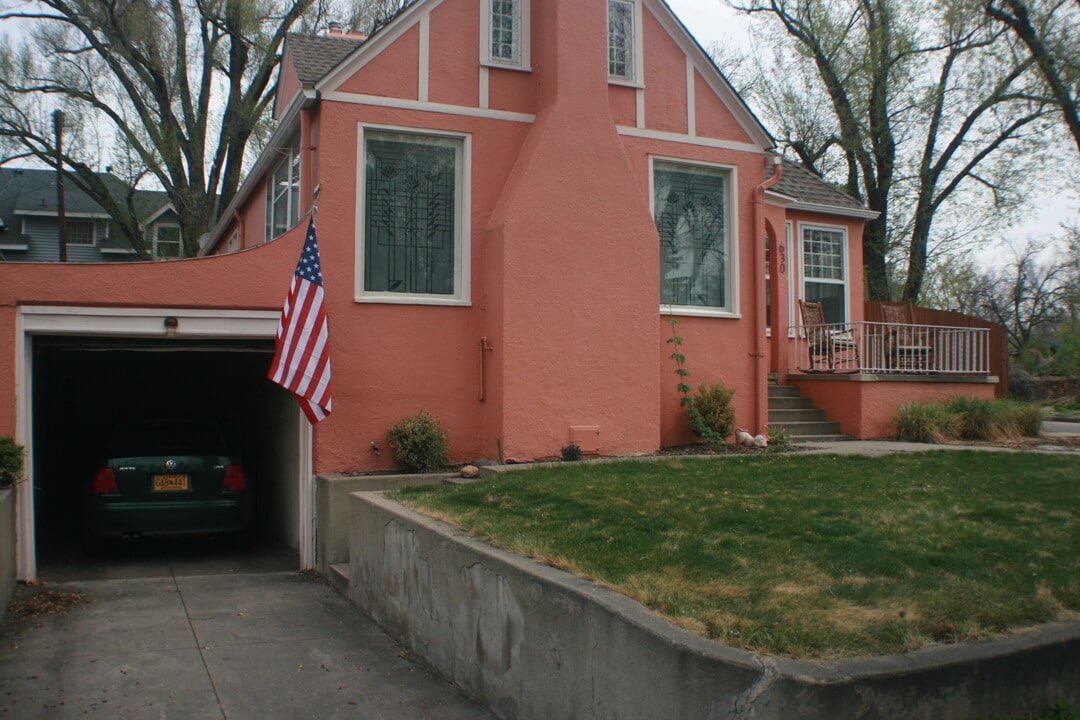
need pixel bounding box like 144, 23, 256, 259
14, 306, 313, 581
30, 336, 302, 578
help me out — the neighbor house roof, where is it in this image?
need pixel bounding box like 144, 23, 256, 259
768, 161, 879, 219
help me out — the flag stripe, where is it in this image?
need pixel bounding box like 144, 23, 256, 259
268, 218, 332, 424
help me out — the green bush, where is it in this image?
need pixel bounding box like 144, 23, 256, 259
387, 412, 449, 472
894, 402, 962, 443
944, 396, 1007, 440
765, 425, 791, 452
1002, 400, 1044, 437
0, 436, 24, 487
560, 444, 582, 461
689, 382, 736, 449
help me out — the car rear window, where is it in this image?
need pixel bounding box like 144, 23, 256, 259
107, 420, 228, 457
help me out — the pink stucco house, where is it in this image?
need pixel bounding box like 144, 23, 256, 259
0, 0, 996, 578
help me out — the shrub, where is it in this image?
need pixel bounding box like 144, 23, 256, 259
387, 412, 449, 472
0, 436, 23, 487
1002, 400, 1044, 437
689, 382, 736, 450
945, 396, 1007, 440
560, 444, 582, 462
894, 402, 962, 443
765, 425, 791, 452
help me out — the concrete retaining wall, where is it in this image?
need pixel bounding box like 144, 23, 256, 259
315, 472, 451, 575
0, 487, 16, 620
347, 492, 1080, 720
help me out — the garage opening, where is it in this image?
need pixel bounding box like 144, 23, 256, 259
30, 335, 302, 579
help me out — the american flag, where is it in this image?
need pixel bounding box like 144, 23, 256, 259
268, 218, 332, 423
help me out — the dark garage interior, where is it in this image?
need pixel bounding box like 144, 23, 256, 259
30, 335, 301, 578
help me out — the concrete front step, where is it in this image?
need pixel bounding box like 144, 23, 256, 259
769, 396, 815, 410
772, 419, 846, 437
329, 562, 351, 595
769, 407, 826, 423
792, 434, 856, 442
768, 384, 803, 399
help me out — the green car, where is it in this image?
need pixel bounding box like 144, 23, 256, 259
86, 419, 252, 542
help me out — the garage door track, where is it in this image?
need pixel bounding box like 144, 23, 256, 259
0, 570, 496, 719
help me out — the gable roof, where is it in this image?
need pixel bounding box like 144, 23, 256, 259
768, 161, 878, 219
285, 33, 365, 87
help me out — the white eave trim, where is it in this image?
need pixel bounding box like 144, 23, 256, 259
142, 202, 176, 226
785, 199, 880, 220
201, 89, 316, 255
0, 243, 29, 251
15, 210, 111, 219
100, 247, 138, 255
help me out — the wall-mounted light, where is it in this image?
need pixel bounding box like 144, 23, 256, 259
163, 316, 179, 337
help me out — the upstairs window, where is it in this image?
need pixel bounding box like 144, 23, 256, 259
265, 143, 301, 242
483, 0, 529, 69
608, 0, 638, 83
152, 224, 183, 259
67, 219, 96, 246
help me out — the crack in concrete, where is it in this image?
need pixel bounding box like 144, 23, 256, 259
729, 655, 778, 720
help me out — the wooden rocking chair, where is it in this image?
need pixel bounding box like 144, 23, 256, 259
798, 300, 860, 372
881, 303, 933, 371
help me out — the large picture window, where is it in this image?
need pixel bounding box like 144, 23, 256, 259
359, 129, 467, 302
655, 161, 733, 312
608, 0, 637, 82
265, 143, 300, 242
801, 225, 847, 323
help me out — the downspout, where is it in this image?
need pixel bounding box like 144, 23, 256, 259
752, 155, 783, 434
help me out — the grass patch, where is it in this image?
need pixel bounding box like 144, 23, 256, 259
896, 398, 1045, 443
391, 452, 1079, 659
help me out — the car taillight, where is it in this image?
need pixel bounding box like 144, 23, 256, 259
92, 468, 119, 495
223, 465, 247, 492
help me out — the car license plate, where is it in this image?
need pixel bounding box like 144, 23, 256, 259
153, 474, 189, 492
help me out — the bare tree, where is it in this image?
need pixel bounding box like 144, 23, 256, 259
0, 0, 326, 257
969, 239, 1078, 358
984, 0, 1080, 155
731, 0, 1051, 302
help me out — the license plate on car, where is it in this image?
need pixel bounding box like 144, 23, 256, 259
153, 474, 190, 492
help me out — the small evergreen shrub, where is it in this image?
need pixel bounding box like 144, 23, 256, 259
0, 436, 23, 487
560, 444, 582, 462
387, 411, 448, 472
689, 382, 736, 450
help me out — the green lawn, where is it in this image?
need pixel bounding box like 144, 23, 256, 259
391, 451, 1079, 659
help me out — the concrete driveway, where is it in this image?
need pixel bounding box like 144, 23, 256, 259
0, 546, 495, 719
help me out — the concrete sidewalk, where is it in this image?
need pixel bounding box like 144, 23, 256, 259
0, 571, 495, 719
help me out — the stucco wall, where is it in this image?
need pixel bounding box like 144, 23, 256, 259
347, 491, 1080, 720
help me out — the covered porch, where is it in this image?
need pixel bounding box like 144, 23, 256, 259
780, 303, 1007, 439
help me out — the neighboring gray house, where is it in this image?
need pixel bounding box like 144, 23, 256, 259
0, 167, 184, 262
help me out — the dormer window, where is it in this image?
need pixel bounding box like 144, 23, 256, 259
482, 0, 530, 70
608, 0, 640, 83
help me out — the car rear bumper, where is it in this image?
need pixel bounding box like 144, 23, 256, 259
87, 496, 249, 536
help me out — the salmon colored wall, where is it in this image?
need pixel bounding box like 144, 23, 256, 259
336, 26, 420, 98
642, 9, 688, 134
0, 237, 302, 439
428, 0, 480, 107
487, 68, 535, 115
791, 378, 997, 439
276, 48, 302, 119
608, 85, 638, 127
694, 71, 753, 144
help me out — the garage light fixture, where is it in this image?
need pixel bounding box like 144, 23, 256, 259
163, 316, 179, 337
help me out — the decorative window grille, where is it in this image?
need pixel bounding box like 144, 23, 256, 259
608, 0, 635, 81
363, 132, 461, 296
655, 162, 731, 311
802, 226, 847, 322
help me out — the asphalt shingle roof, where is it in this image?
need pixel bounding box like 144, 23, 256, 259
769, 161, 869, 213
286, 33, 365, 86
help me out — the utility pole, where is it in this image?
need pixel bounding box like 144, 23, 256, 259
53, 110, 67, 262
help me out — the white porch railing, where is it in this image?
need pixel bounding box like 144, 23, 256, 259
790, 321, 991, 375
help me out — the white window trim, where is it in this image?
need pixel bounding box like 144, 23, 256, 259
265, 142, 301, 243
786, 221, 796, 338
651, 155, 740, 319
480, 0, 531, 71
152, 223, 183, 258
608, 0, 644, 88
354, 123, 472, 307
798, 221, 849, 323
66, 219, 97, 247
